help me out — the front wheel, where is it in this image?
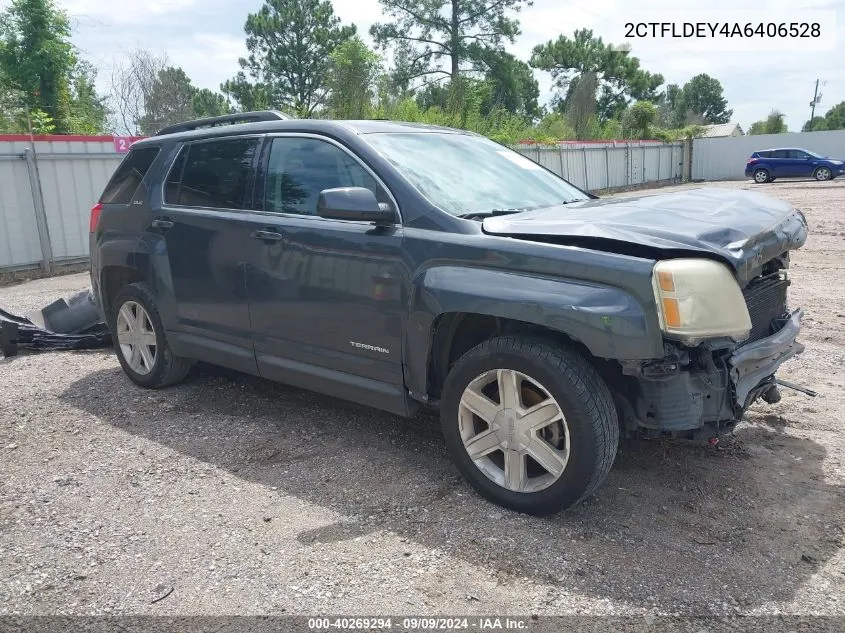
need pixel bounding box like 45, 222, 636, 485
753, 168, 770, 183
440, 336, 619, 515
814, 166, 832, 181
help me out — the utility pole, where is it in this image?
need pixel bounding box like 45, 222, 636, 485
810, 78, 821, 122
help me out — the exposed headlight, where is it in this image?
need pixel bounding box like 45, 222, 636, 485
830, 159, 844, 165
652, 259, 751, 346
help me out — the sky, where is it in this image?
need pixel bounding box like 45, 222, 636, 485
2, 0, 843, 132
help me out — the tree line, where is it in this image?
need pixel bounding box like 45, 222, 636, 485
1, 0, 842, 143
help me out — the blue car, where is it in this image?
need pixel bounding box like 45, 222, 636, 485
745, 148, 845, 183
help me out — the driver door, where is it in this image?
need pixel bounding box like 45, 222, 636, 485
243, 135, 409, 414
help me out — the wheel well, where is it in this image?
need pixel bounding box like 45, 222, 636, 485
101, 266, 145, 319
426, 312, 596, 399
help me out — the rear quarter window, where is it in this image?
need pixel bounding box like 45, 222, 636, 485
99, 146, 160, 204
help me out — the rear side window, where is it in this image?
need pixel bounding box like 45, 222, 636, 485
771, 150, 788, 159
165, 138, 259, 209
99, 146, 160, 204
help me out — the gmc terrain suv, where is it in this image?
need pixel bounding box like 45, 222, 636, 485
90, 111, 808, 515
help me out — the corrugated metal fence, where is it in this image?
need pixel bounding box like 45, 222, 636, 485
692, 129, 845, 181
0, 136, 124, 272
511, 141, 686, 192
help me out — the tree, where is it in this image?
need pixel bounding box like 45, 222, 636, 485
136, 66, 196, 135
805, 101, 845, 131
802, 116, 826, 132
63, 60, 109, 134
110, 48, 169, 134
226, 0, 355, 116
473, 49, 539, 120
0, 0, 75, 133
370, 0, 529, 87
327, 36, 380, 119
675, 73, 732, 124
657, 83, 682, 128
622, 100, 657, 139
748, 110, 786, 135
192, 88, 232, 119
530, 29, 663, 122
564, 72, 597, 139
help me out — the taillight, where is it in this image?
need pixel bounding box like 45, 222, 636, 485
747, 158, 758, 164
89, 203, 103, 233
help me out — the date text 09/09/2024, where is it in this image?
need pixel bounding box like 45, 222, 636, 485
308, 617, 532, 630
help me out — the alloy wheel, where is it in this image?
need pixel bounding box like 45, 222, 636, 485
115, 301, 157, 375
458, 369, 570, 493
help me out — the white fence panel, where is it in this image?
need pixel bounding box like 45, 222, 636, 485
0, 155, 41, 269
0, 136, 128, 272
513, 142, 685, 192
692, 130, 845, 181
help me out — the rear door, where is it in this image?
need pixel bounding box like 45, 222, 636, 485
769, 149, 791, 177
151, 136, 261, 374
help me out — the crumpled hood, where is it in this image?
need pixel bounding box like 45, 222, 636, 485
482, 187, 808, 284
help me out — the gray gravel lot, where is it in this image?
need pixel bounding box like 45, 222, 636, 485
1, 179, 843, 617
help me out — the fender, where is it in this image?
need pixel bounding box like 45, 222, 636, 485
132, 231, 179, 331
404, 265, 664, 397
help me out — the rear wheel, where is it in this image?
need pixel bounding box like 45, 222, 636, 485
753, 168, 770, 183
111, 282, 193, 388
440, 336, 619, 515
814, 166, 832, 181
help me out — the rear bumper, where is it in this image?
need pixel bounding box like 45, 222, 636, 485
730, 308, 803, 406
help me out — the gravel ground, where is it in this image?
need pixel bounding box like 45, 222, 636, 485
1, 179, 843, 617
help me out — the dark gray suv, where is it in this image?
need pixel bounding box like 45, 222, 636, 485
90, 111, 809, 515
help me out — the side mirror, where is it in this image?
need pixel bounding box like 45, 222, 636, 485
317, 187, 394, 224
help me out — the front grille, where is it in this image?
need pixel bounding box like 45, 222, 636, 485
742, 274, 789, 343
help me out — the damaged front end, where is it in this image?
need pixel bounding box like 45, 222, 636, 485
618, 262, 808, 439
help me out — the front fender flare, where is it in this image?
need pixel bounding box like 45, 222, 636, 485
404, 266, 662, 396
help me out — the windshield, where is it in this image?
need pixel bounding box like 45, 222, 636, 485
363, 132, 589, 216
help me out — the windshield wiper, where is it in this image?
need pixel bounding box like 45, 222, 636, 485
457, 208, 529, 220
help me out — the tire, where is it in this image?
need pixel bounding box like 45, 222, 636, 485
753, 168, 770, 184
110, 282, 193, 389
440, 336, 619, 516
814, 166, 832, 181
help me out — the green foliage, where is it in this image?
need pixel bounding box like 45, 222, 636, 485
0, 0, 109, 134
328, 37, 381, 119
474, 49, 539, 120
192, 88, 232, 119
28, 108, 55, 134
749, 110, 787, 135
370, 0, 528, 84
226, 0, 355, 116
530, 29, 663, 123
804, 102, 845, 132
136, 66, 196, 135
621, 100, 657, 139
670, 73, 732, 125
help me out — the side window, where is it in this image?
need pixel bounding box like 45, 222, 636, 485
99, 146, 160, 204
791, 150, 810, 159
771, 150, 788, 159
167, 138, 259, 209
264, 137, 384, 216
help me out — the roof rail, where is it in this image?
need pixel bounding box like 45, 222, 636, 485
154, 110, 293, 136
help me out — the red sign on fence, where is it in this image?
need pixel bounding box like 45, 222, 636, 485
113, 136, 144, 153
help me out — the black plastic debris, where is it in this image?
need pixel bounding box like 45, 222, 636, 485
0, 288, 112, 357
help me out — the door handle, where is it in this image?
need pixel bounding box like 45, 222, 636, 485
251, 230, 284, 243
151, 218, 174, 230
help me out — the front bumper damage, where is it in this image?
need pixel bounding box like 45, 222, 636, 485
730, 309, 803, 407
621, 309, 805, 437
